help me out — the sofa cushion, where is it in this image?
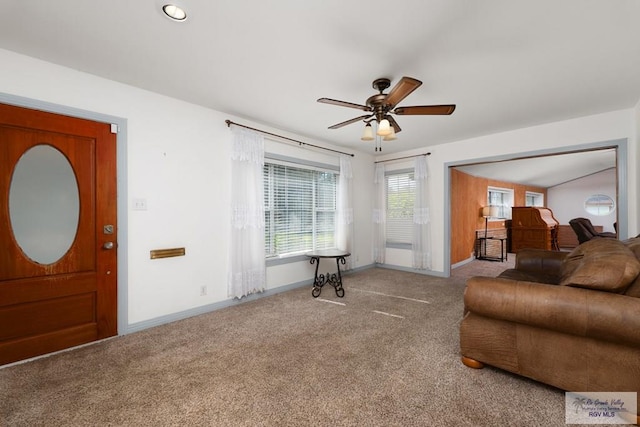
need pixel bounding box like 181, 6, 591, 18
560, 238, 640, 293
624, 278, 640, 297
498, 268, 560, 285
623, 236, 640, 259
622, 238, 640, 297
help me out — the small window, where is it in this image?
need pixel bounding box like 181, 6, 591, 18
584, 194, 615, 216
487, 187, 514, 219
525, 191, 544, 207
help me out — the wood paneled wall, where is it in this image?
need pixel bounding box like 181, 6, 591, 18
450, 169, 547, 265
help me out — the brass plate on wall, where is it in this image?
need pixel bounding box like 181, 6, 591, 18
150, 247, 185, 259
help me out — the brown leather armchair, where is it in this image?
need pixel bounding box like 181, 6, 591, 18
569, 217, 617, 244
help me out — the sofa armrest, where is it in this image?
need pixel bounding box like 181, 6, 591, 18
515, 249, 567, 279
464, 276, 640, 347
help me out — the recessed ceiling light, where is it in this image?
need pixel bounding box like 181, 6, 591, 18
162, 4, 187, 21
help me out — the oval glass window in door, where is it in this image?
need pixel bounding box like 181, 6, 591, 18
9, 144, 80, 265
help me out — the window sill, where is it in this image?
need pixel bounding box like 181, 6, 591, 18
265, 254, 310, 267
386, 242, 411, 250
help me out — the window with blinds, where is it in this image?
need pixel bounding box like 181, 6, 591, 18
264, 162, 337, 257
525, 191, 544, 207
386, 171, 416, 244
487, 187, 514, 219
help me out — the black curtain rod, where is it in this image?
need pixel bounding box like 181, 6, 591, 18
225, 120, 355, 157
375, 152, 431, 163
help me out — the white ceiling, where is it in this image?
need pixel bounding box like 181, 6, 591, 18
455, 148, 617, 188
1, 0, 639, 162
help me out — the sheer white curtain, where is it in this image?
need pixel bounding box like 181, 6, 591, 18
372, 163, 386, 264
412, 155, 431, 270
228, 127, 266, 299
336, 155, 354, 269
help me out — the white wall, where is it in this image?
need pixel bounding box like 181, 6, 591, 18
0, 48, 374, 330
636, 99, 640, 224
548, 169, 617, 233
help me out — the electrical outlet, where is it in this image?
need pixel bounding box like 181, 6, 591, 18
200, 286, 207, 296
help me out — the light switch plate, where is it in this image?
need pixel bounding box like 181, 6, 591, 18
132, 198, 147, 211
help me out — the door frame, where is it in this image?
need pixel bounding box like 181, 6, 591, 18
0, 92, 129, 338
443, 138, 629, 277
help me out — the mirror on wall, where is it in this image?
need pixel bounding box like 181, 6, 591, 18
584, 194, 615, 216
9, 144, 80, 265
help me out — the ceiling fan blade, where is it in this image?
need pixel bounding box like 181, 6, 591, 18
317, 98, 371, 111
386, 115, 402, 133
393, 104, 456, 115
328, 114, 373, 129
384, 77, 422, 108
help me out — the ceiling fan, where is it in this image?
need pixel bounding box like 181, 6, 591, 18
317, 76, 456, 143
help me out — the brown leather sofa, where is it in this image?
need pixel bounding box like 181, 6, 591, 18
460, 237, 640, 422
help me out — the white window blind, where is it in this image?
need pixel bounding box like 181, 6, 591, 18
264, 162, 336, 257
386, 171, 416, 244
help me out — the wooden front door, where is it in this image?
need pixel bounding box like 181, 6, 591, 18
0, 103, 117, 365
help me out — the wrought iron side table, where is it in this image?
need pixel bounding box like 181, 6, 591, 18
306, 249, 351, 298
475, 236, 507, 262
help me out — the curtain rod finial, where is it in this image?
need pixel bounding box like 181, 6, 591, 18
225, 120, 232, 127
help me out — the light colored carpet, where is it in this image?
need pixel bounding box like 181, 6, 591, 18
451, 255, 515, 280
0, 266, 586, 426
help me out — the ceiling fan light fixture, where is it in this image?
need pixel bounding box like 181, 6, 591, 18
317, 76, 455, 151
383, 128, 397, 141
376, 119, 391, 136
162, 4, 187, 21
361, 123, 374, 141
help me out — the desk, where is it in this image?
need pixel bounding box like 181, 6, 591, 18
475, 237, 507, 262
306, 249, 350, 298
